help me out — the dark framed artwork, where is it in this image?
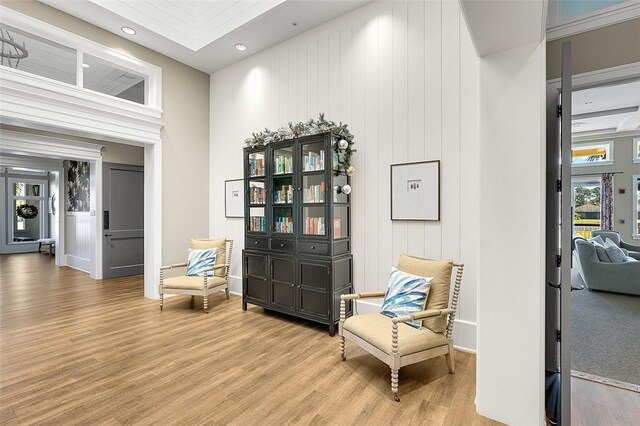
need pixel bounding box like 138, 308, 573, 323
65, 160, 90, 212
225, 179, 244, 218
390, 160, 440, 221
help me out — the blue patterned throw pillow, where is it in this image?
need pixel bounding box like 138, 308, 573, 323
186, 248, 217, 276
381, 267, 433, 329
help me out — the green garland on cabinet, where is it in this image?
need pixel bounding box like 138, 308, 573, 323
243, 113, 356, 174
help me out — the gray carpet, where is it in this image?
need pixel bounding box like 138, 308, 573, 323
571, 269, 640, 385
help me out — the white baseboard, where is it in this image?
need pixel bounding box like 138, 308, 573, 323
228, 276, 477, 352
66, 254, 91, 274
229, 275, 242, 295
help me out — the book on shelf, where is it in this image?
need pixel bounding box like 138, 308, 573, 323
274, 216, 294, 233
249, 157, 264, 176
303, 150, 325, 171
250, 186, 265, 204
333, 219, 341, 239
305, 216, 325, 235
304, 181, 325, 203
274, 155, 292, 174
274, 184, 293, 204
250, 216, 265, 232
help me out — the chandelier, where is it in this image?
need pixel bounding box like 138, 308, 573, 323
0, 26, 28, 68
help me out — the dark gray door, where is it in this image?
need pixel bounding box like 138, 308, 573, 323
545, 42, 572, 426
103, 163, 144, 278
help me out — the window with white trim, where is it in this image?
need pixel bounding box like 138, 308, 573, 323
633, 138, 640, 164
571, 141, 613, 166
0, 8, 160, 107
8, 177, 48, 243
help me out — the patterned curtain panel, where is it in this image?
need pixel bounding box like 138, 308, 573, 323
601, 173, 614, 230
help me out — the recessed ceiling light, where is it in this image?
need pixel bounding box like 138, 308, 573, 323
121, 26, 137, 35
235, 43, 247, 51
82, 63, 90, 68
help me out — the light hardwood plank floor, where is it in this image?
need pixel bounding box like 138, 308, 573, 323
0, 253, 499, 425
571, 377, 640, 426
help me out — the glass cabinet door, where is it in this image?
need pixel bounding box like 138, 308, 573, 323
247, 148, 266, 234
271, 144, 294, 235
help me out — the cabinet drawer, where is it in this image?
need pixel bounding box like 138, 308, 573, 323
298, 241, 329, 256
270, 238, 296, 254
246, 236, 268, 250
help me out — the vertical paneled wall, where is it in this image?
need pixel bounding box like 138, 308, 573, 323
210, 0, 479, 350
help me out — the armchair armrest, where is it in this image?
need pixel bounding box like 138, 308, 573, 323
160, 262, 188, 271
391, 308, 455, 324
340, 291, 385, 301
212, 264, 230, 270
620, 240, 640, 252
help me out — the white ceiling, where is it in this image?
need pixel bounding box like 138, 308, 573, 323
39, 0, 372, 74
572, 80, 640, 134
459, 0, 546, 57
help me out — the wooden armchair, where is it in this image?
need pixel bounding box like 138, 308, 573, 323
159, 239, 233, 313
339, 255, 464, 401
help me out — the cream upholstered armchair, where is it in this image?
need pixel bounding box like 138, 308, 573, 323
339, 254, 463, 401
159, 239, 233, 313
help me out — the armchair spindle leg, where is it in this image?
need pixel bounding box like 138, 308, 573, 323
391, 368, 399, 401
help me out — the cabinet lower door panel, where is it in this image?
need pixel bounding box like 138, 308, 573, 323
271, 282, 295, 310
299, 262, 329, 290
246, 277, 267, 303
299, 288, 328, 319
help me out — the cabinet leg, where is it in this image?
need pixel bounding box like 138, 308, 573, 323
329, 323, 336, 337
242, 301, 247, 311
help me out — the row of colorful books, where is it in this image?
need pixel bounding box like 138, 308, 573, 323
249, 186, 266, 204
274, 216, 294, 233
249, 158, 265, 177
304, 217, 325, 235
273, 184, 293, 204
304, 182, 325, 203
273, 155, 293, 174
333, 218, 342, 239
249, 216, 265, 232
303, 150, 324, 172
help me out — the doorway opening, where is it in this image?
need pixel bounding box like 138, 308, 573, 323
569, 78, 640, 392
572, 177, 601, 239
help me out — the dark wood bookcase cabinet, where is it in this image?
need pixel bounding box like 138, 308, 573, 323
242, 132, 353, 335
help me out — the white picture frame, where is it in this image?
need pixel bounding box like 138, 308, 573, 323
390, 160, 440, 221
225, 179, 244, 218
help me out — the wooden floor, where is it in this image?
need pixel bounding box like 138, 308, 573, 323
0, 253, 497, 425
572, 377, 640, 426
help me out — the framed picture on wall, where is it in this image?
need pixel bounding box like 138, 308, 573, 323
225, 179, 244, 218
390, 160, 440, 221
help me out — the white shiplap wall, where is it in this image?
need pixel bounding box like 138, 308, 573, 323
210, 0, 479, 350
65, 212, 92, 272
